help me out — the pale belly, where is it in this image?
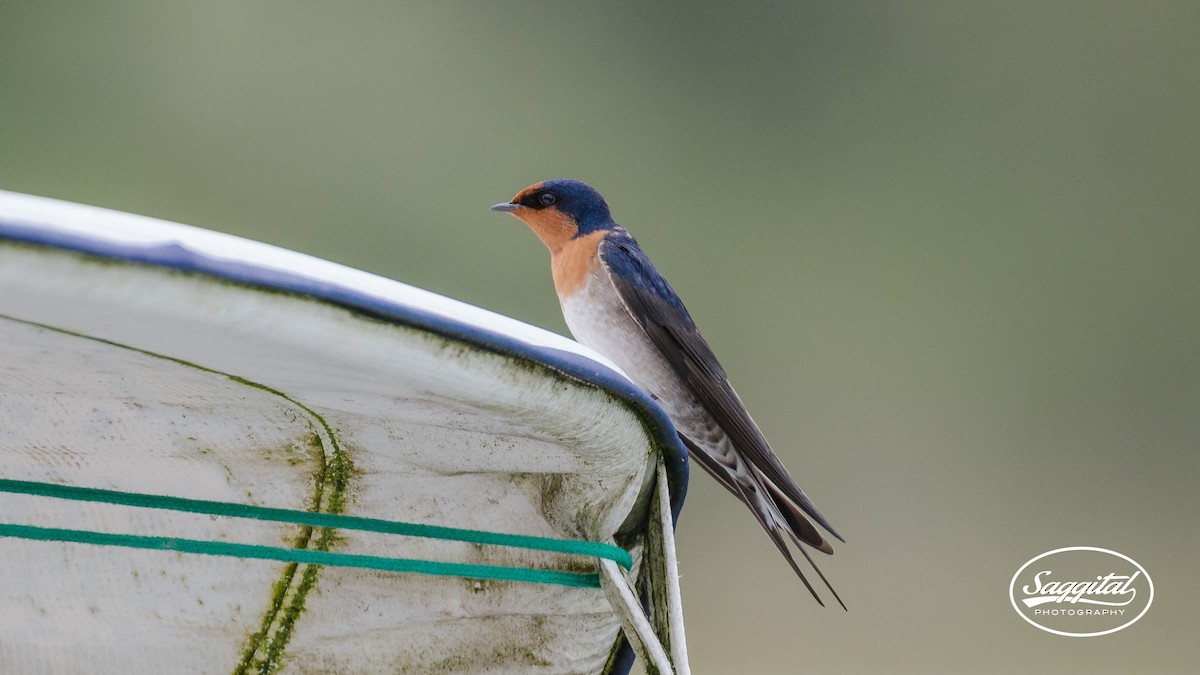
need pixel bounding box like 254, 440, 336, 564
558, 273, 729, 454
558, 270, 800, 536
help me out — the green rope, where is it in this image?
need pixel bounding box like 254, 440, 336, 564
0, 524, 601, 588
0, 478, 632, 588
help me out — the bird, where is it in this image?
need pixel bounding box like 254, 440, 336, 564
492, 178, 844, 607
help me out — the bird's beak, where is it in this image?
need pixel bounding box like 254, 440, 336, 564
490, 201, 521, 212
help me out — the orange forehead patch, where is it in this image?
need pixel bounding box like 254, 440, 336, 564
511, 182, 545, 204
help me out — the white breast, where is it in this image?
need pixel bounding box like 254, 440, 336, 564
561, 268, 755, 491
559, 270, 709, 436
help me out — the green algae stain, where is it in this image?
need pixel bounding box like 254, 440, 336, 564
0, 314, 352, 675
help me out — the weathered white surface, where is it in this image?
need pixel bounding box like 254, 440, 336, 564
0, 191, 673, 674
0, 189, 622, 374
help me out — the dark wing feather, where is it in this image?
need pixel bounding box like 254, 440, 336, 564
679, 433, 845, 610
599, 230, 844, 545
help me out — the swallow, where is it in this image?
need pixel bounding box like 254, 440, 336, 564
493, 178, 844, 607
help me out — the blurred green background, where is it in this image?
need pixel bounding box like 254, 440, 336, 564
2, 2, 1197, 672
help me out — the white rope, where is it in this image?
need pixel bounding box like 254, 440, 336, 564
600, 455, 690, 674
656, 458, 690, 674
599, 557, 674, 674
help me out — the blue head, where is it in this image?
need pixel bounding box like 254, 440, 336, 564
492, 178, 616, 250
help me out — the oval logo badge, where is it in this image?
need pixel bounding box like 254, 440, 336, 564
1009, 546, 1153, 637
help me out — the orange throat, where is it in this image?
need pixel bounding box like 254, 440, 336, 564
550, 230, 607, 297
514, 208, 578, 253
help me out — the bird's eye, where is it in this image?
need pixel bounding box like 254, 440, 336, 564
538, 192, 557, 206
